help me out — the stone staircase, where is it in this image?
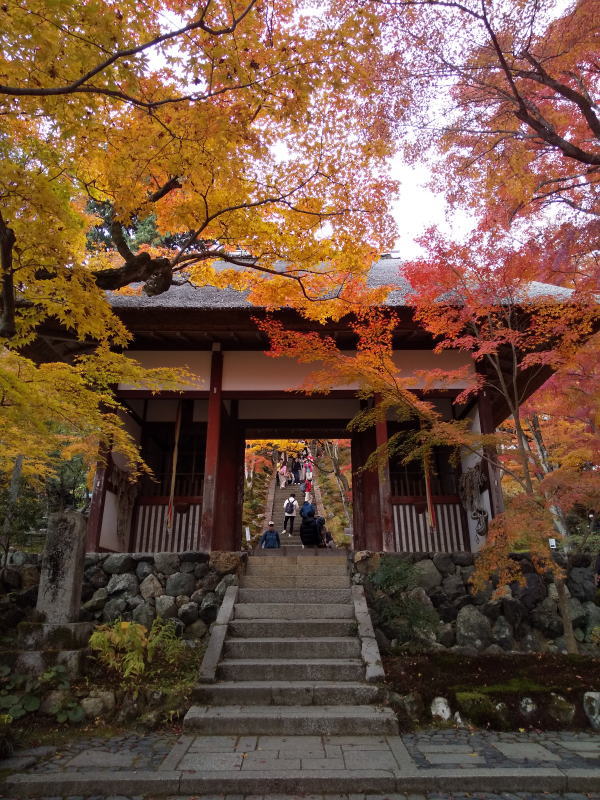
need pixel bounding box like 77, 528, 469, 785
270, 483, 304, 550
184, 553, 398, 735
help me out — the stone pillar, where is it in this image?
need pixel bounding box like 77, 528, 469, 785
37, 511, 87, 624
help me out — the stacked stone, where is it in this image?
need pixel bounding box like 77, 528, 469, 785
354, 551, 600, 655
80, 551, 245, 639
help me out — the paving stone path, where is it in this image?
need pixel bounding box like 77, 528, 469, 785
2, 730, 599, 798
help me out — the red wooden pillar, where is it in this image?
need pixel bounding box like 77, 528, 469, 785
478, 389, 504, 518
352, 427, 382, 551
375, 414, 395, 552
86, 450, 111, 551
213, 400, 243, 550
199, 346, 223, 552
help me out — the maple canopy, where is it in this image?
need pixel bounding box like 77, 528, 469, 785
381, 0, 599, 288
0, 0, 400, 348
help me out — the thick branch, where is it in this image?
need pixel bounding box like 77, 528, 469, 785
0, 212, 17, 338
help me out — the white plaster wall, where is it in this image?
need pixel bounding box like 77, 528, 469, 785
118, 349, 473, 392
460, 406, 492, 553
118, 351, 211, 389
238, 397, 361, 420
99, 490, 120, 551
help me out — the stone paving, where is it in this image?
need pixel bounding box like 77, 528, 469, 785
2, 729, 599, 798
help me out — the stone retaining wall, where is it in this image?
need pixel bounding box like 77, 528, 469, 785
353, 551, 600, 656
80, 551, 247, 639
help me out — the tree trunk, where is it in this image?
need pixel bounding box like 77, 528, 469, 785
1, 455, 24, 566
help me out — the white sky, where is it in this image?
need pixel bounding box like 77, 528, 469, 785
388, 155, 474, 259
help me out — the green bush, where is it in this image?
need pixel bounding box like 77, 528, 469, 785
0, 664, 83, 726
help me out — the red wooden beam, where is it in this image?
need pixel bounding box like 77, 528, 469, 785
199, 347, 223, 552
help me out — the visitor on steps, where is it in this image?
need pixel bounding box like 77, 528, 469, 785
259, 521, 281, 549
292, 457, 302, 484
278, 462, 287, 489
299, 495, 315, 519
299, 510, 322, 548
282, 492, 299, 535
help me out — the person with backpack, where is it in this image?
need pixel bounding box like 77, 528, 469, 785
259, 521, 281, 549
299, 510, 322, 548
299, 496, 315, 519
282, 492, 299, 535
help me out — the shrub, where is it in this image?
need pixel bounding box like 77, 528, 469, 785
89, 618, 187, 685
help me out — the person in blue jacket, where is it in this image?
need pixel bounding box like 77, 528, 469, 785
299, 495, 315, 519
259, 521, 281, 549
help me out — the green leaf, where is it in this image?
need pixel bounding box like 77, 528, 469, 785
0, 695, 19, 709
55, 711, 67, 723
9, 706, 26, 719
22, 695, 40, 712
67, 705, 85, 723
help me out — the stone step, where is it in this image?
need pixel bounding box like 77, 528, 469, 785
241, 575, 350, 589
183, 704, 399, 735
224, 637, 361, 660
192, 680, 383, 705
246, 563, 348, 576
228, 619, 357, 638
217, 658, 365, 682
249, 555, 347, 564
234, 603, 354, 620
238, 588, 351, 603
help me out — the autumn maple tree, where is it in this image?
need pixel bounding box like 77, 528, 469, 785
0, 0, 401, 497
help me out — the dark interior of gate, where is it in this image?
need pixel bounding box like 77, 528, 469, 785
104, 394, 471, 556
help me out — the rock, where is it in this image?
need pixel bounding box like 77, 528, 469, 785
155, 594, 178, 619
547, 693, 576, 726
441, 575, 466, 601
431, 696, 451, 721
513, 573, 547, 610
583, 601, 600, 640
432, 553, 455, 576
548, 582, 570, 602
453, 711, 466, 727
492, 616, 514, 650
452, 552, 474, 566
180, 561, 196, 574
154, 552, 180, 576
190, 588, 206, 604
40, 689, 70, 714
406, 586, 434, 609
181, 551, 210, 563
103, 554, 135, 574
472, 581, 494, 606
414, 559, 442, 591
106, 572, 139, 596
136, 561, 154, 581
456, 605, 492, 650
102, 597, 127, 621
480, 598, 504, 622
436, 622, 455, 648
20, 565, 40, 589
459, 565, 475, 583
81, 696, 105, 719
1, 567, 21, 590
583, 692, 600, 731
140, 574, 163, 600
178, 602, 198, 625
456, 691, 506, 728
483, 644, 505, 655
567, 567, 596, 602
215, 573, 237, 600
176, 594, 190, 608
531, 597, 564, 638
396, 691, 424, 723
574, 628, 585, 642
184, 619, 208, 639
84, 564, 108, 590
568, 597, 586, 629
519, 697, 537, 718
166, 571, 195, 597
82, 587, 108, 613
199, 592, 220, 623
197, 572, 221, 592
502, 597, 526, 631
85, 553, 106, 566
194, 562, 210, 579
9, 550, 27, 567
210, 551, 244, 576
520, 628, 548, 652
123, 592, 143, 609
132, 600, 155, 629
375, 627, 391, 655
352, 572, 364, 585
